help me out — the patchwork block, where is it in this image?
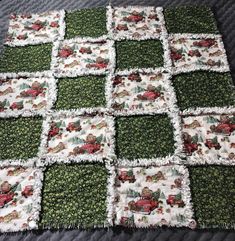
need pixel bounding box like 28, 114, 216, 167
164, 6, 218, 34
0, 76, 55, 115
52, 39, 114, 77
5, 11, 65, 46
182, 114, 235, 164
111, 70, 175, 114
115, 115, 175, 161
39, 163, 109, 228
172, 71, 235, 111
114, 165, 195, 228
169, 34, 228, 72
189, 166, 235, 228
44, 114, 115, 161
55, 76, 106, 110
0, 166, 42, 232
116, 40, 164, 70
65, 8, 107, 38
0, 117, 42, 161
0, 44, 52, 73
110, 6, 165, 40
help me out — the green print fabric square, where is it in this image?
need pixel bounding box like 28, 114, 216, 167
0, 117, 42, 160
0, 44, 52, 73
116, 40, 164, 70
55, 76, 106, 110
65, 8, 107, 38
189, 166, 235, 228
164, 6, 219, 33
115, 115, 175, 160
172, 71, 235, 110
39, 163, 109, 228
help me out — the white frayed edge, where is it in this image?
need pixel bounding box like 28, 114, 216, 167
5, 10, 66, 47
45, 76, 58, 112
0, 110, 46, 119
37, 115, 52, 162
0, 157, 37, 168
105, 73, 113, 109
177, 165, 196, 229
169, 33, 224, 40
184, 155, 235, 166
180, 106, 235, 116
168, 110, 185, 159
169, 33, 230, 74
30, 167, 45, 231
108, 39, 116, 75
158, 8, 172, 69
37, 155, 105, 167
50, 40, 60, 74
106, 5, 113, 38
172, 65, 230, 75
117, 156, 183, 167
105, 160, 116, 226
58, 10, 66, 40
0, 71, 53, 79
112, 108, 171, 117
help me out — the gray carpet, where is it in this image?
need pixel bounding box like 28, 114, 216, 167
0, 0, 235, 240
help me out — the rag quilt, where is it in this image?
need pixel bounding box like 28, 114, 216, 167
0, 5, 235, 232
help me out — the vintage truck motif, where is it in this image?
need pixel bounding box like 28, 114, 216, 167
128, 199, 159, 215
0, 193, 14, 208
118, 170, 136, 183
166, 194, 185, 208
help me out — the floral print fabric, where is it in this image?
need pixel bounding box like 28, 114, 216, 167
0, 77, 53, 113
115, 165, 195, 228
111, 6, 164, 40
46, 115, 114, 159
169, 35, 228, 71
5, 11, 64, 46
0, 167, 42, 232
52, 40, 113, 77
111, 71, 174, 114
182, 114, 235, 163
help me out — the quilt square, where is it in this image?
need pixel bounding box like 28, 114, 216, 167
65, 8, 107, 38
0, 76, 55, 115
169, 34, 228, 72
111, 70, 175, 114
0, 166, 42, 232
115, 115, 175, 160
39, 163, 109, 228
182, 114, 235, 164
0, 44, 52, 73
0, 117, 42, 161
189, 166, 235, 228
110, 6, 165, 40
52, 39, 114, 77
164, 6, 218, 34
172, 71, 235, 111
116, 40, 164, 70
5, 11, 65, 46
55, 76, 106, 110
44, 114, 115, 161
114, 165, 195, 228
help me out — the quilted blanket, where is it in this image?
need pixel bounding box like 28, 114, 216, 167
0, 5, 234, 233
